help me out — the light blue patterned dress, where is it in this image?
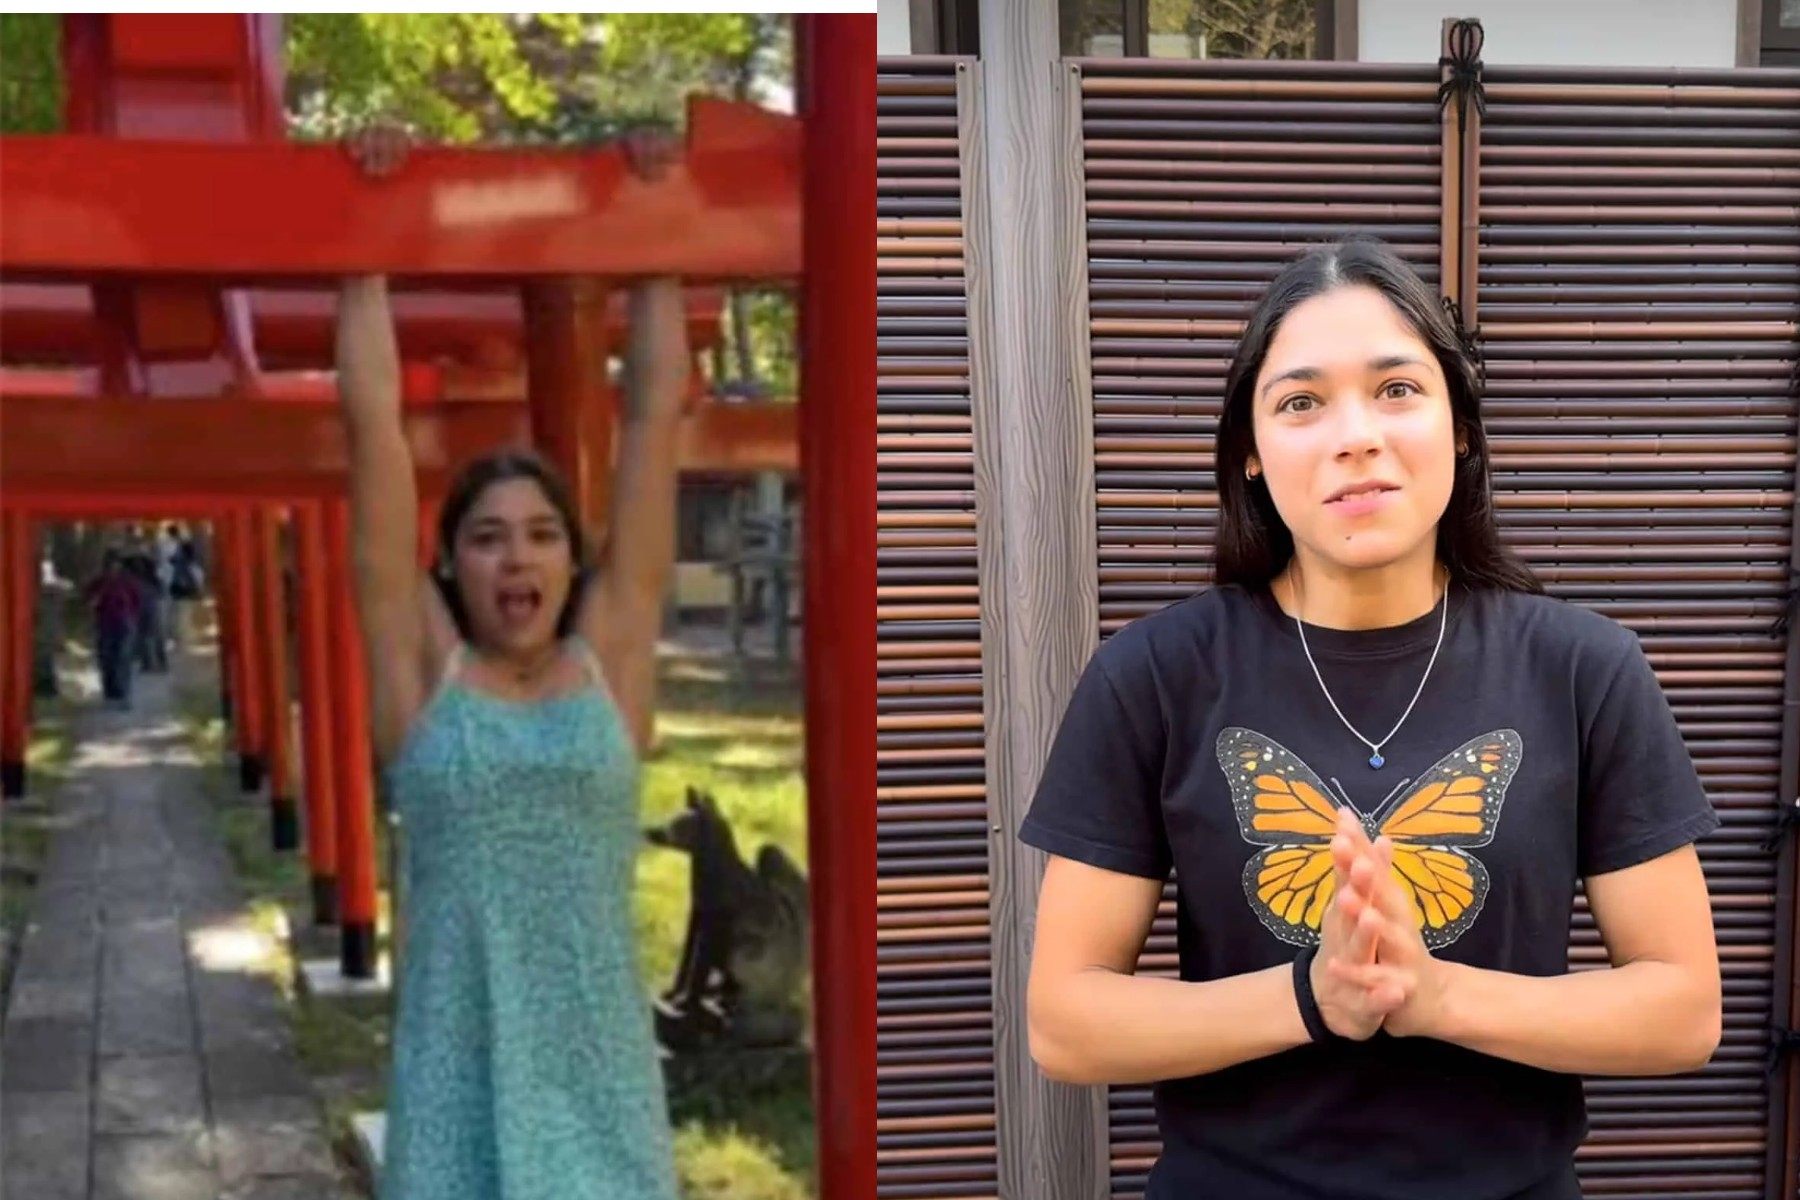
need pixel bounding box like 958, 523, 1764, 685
382, 637, 679, 1200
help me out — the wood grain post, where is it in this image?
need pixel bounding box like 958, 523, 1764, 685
963, 1, 1107, 1193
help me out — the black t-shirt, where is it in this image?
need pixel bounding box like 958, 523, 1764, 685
1019, 582, 1719, 1200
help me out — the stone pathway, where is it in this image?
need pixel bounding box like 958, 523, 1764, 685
1, 667, 354, 1199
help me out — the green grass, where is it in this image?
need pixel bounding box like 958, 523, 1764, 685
173, 645, 815, 1199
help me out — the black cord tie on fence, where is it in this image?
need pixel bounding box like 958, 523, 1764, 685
1440, 295, 1486, 393
1760, 800, 1800, 854
1765, 1026, 1800, 1075
1437, 18, 1487, 124
1772, 572, 1797, 640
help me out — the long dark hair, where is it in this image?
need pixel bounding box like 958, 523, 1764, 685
433, 449, 592, 638
1214, 234, 1542, 597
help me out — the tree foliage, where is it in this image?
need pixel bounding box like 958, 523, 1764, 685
0, 13, 61, 134
284, 14, 790, 144
284, 14, 572, 142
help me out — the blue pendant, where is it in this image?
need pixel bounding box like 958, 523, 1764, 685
1369, 753, 1385, 769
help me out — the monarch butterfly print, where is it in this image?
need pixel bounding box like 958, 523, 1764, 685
1215, 727, 1522, 950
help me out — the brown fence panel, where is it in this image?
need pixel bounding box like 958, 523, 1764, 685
1073, 56, 1447, 1197
876, 56, 999, 1200
1478, 63, 1800, 1200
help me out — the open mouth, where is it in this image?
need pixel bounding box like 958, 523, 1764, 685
497, 584, 543, 623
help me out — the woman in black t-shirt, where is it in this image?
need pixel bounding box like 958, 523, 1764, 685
1021, 236, 1722, 1200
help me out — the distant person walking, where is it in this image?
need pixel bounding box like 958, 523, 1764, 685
127, 547, 168, 674
86, 549, 143, 708
167, 527, 206, 649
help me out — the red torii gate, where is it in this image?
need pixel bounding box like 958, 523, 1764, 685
0, 14, 873, 1194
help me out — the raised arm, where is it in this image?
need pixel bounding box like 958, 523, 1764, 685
334, 275, 444, 762
579, 277, 690, 752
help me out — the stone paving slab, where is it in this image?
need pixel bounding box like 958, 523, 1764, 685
13, 925, 100, 986
203, 1047, 315, 1105
98, 984, 197, 1058
7, 979, 94, 1023
1, 1090, 88, 1200
213, 1095, 337, 1183
101, 919, 187, 992
192, 972, 287, 1030
218, 1175, 353, 1200
29, 883, 100, 930
91, 1132, 216, 1200
95, 1055, 206, 1135
1, 1017, 95, 1094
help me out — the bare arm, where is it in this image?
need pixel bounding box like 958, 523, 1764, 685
1336, 843, 1721, 1075
1027, 848, 1399, 1085
1437, 847, 1719, 1074
334, 276, 451, 762
579, 278, 689, 752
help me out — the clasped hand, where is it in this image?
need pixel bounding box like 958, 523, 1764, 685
1311, 808, 1448, 1041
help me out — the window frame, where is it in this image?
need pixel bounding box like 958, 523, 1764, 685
1763, 0, 1800, 52
914, 0, 1347, 59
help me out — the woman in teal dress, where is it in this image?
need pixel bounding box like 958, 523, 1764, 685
334, 127, 687, 1200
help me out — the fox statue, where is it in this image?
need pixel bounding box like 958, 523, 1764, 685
645, 786, 808, 1050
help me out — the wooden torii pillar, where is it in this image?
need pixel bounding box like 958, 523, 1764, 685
524, 279, 618, 538
252, 504, 298, 850
0, 514, 36, 799
221, 507, 268, 792
797, 15, 876, 1199
0, 514, 13, 798
293, 500, 340, 925
322, 500, 380, 979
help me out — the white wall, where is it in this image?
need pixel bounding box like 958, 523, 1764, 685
879, 0, 913, 54
1359, 0, 1740, 67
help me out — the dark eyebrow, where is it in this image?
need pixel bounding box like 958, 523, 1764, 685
1260, 357, 1431, 403
1260, 366, 1319, 402
1370, 355, 1429, 374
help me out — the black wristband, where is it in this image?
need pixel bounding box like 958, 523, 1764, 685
1292, 945, 1339, 1044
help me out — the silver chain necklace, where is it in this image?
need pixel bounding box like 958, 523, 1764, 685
1291, 567, 1450, 770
